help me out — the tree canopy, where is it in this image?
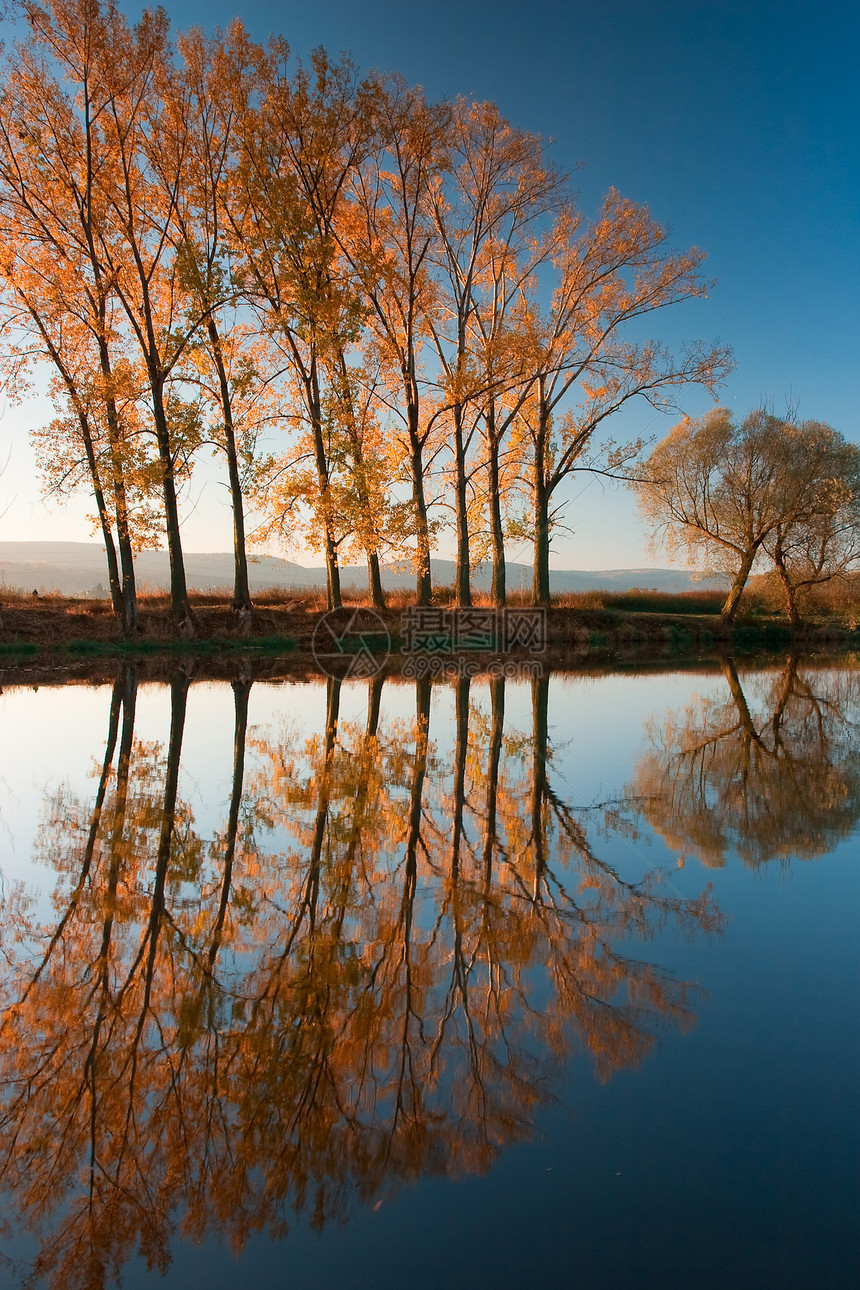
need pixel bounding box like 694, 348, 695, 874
635, 409, 860, 621
0, 0, 729, 627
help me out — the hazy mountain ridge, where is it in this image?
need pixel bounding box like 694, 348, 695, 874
0, 542, 726, 596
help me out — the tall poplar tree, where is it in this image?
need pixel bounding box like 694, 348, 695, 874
342, 77, 450, 606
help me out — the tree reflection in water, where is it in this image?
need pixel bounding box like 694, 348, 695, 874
0, 669, 722, 1289
628, 656, 860, 867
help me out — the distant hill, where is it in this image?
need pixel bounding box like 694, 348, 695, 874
0, 541, 725, 597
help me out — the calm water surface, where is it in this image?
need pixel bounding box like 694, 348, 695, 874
0, 659, 857, 1289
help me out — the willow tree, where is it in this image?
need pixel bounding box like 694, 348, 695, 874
763, 421, 860, 623
627, 658, 860, 867
637, 410, 860, 622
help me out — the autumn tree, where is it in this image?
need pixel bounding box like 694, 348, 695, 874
322, 352, 400, 606
0, 0, 151, 630
763, 421, 860, 623
224, 41, 377, 610
637, 409, 860, 622
341, 76, 451, 605
93, 5, 214, 632
468, 237, 551, 605
0, 283, 152, 626
511, 194, 730, 605
428, 99, 564, 605
166, 24, 260, 613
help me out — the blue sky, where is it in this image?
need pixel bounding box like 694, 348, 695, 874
1, 0, 857, 569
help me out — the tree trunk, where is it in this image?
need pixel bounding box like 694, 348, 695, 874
148, 372, 194, 631
772, 549, 801, 626
406, 679, 431, 863
770, 654, 799, 750
76, 389, 134, 631
335, 352, 385, 610
305, 355, 342, 612
115, 518, 138, 636
410, 440, 433, 606
123, 255, 192, 630
531, 673, 549, 899
452, 403, 472, 607
207, 319, 253, 613
100, 666, 137, 966
451, 676, 470, 879
482, 676, 505, 886
719, 656, 762, 750
207, 676, 251, 973
310, 436, 342, 609
95, 330, 138, 634
487, 425, 506, 607
140, 673, 190, 1010
367, 673, 383, 738
116, 666, 138, 804
532, 397, 551, 607
104, 666, 137, 870
532, 477, 551, 607
367, 550, 385, 608
324, 536, 342, 613
304, 677, 341, 938
24, 304, 131, 625
79, 413, 122, 618
720, 544, 760, 622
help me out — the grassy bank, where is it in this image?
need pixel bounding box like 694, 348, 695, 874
1, 587, 858, 672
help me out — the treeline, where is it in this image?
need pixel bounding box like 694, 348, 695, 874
0, 0, 728, 632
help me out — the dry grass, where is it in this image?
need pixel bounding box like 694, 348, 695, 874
2, 578, 859, 664
553, 587, 729, 615
742, 572, 860, 629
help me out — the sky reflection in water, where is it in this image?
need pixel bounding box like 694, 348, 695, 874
0, 660, 857, 1289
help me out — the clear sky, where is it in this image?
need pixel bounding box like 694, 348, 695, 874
1, 0, 857, 569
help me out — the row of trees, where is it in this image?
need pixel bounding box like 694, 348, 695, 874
0, 0, 729, 631
637, 410, 860, 622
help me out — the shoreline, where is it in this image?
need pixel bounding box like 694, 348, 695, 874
1, 597, 857, 687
